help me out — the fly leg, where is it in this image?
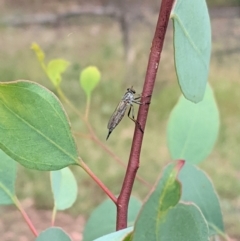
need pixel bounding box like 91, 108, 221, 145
133, 94, 151, 105
128, 95, 151, 132
127, 105, 144, 133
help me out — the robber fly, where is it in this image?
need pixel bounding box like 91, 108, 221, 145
106, 86, 148, 140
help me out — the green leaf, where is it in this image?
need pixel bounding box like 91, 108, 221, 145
36, 227, 72, 241
167, 84, 219, 164
31, 42, 45, 63
179, 163, 224, 235
51, 167, 78, 210
0, 150, 16, 205
133, 160, 184, 241
0, 80, 79, 171
171, 0, 211, 103
93, 227, 133, 241
31, 43, 70, 87
83, 197, 141, 241
159, 203, 209, 241
80, 66, 101, 97
47, 59, 70, 87
123, 232, 133, 241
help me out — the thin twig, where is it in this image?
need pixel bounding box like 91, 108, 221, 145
116, 0, 175, 230
14, 196, 38, 237
80, 160, 118, 204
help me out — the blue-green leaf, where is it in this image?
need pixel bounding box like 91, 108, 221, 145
179, 163, 224, 235
36, 227, 72, 241
0, 150, 16, 205
51, 167, 78, 210
171, 0, 211, 102
158, 203, 209, 241
93, 227, 133, 241
83, 197, 141, 241
167, 84, 219, 164
133, 161, 184, 241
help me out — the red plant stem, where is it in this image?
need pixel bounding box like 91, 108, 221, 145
116, 0, 175, 230
14, 197, 38, 237
80, 161, 118, 204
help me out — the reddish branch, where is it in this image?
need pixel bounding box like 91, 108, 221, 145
116, 0, 175, 230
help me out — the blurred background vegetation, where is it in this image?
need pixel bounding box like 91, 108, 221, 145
0, 0, 240, 240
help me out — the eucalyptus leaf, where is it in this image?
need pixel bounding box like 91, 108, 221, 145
83, 197, 141, 241
167, 84, 219, 164
179, 163, 224, 235
31, 42, 45, 63
36, 227, 72, 241
133, 161, 184, 241
51, 167, 78, 210
159, 203, 209, 241
0, 150, 16, 205
0, 80, 79, 171
171, 0, 211, 102
47, 59, 70, 87
80, 66, 101, 97
93, 227, 133, 241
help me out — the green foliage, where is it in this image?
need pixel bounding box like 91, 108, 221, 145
167, 84, 219, 164
133, 161, 183, 240
31, 43, 70, 87
158, 203, 209, 241
80, 66, 101, 97
0, 81, 79, 170
83, 197, 141, 241
179, 163, 224, 235
171, 0, 211, 103
47, 59, 70, 87
51, 167, 78, 210
0, 150, 16, 205
31, 42, 45, 63
93, 227, 133, 241
36, 227, 72, 241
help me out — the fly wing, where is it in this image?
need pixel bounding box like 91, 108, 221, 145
107, 100, 128, 132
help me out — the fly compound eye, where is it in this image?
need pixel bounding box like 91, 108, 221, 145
130, 88, 136, 94
128, 87, 135, 94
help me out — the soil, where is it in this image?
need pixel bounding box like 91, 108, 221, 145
0, 202, 85, 241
